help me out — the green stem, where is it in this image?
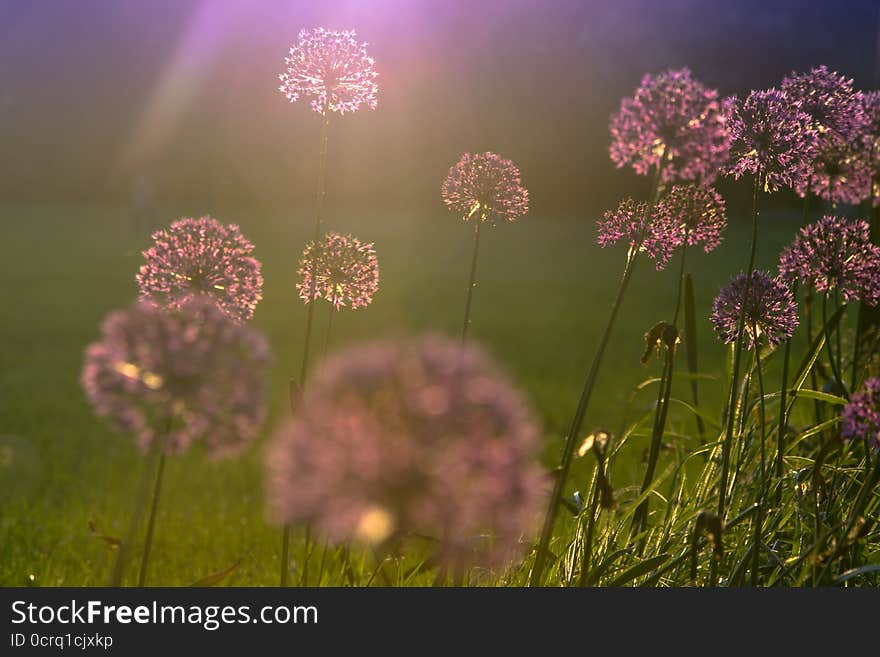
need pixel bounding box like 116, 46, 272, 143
282, 105, 331, 588
775, 279, 799, 503
137, 448, 167, 587
751, 333, 767, 586
530, 252, 638, 585
822, 293, 847, 399
718, 172, 762, 521
461, 219, 483, 343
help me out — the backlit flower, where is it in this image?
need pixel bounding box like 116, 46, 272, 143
278, 28, 378, 115
137, 216, 263, 322
297, 232, 379, 310
710, 270, 798, 350
653, 184, 727, 253
841, 378, 880, 449
442, 152, 529, 224
778, 215, 880, 305
82, 297, 270, 457
609, 68, 732, 184
727, 89, 817, 192
596, 198, 675, 270
266, 335, 546, 571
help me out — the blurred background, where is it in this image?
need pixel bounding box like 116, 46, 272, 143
1, 0, 878, 219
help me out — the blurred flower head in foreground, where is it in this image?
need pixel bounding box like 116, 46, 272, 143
710, 270, 798, 350
137, 216, 263, 323
653, 184, 727, 254
727, 88, 818, 192
442, 152, 529, 224
782, 66, 869, 205
297, 232, 379, 310
841, 378, 880, 449
278, 28, 378, 115
82, 297, 270, 457
266, 335, 546, 571
609, 68, 732, 184
778, 215, 880, 306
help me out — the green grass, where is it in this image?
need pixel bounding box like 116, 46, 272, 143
0, 201, 825, 586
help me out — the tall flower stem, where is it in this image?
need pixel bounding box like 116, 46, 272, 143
717, 172, 762, 521
822, 293, 847, 398
137, 444, 168, 587
530, 251, 638, 585
632, 237, 690, 544
282, 108, 332, 588
750, 330, 767, 586
775, 280, 798, 503
461, 219, 484, 343
530, 159, 665, 586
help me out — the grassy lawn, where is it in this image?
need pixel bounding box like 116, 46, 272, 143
0, 201, 811, 585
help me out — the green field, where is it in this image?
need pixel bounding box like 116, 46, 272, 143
0, 202, 813, 586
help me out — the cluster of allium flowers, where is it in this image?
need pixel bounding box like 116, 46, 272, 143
609, 68, 732, 184
841, 378, 880, 449
727, 88, 818, 192
82, 297, 270, 457
137, 216, 263, 323
652, 184, 727, 253
297, 232, 379, 310
597, 198, 675, 270
278, 28, 378, 115
441, 152, 529, 224
781, 67, 870, 204
710, 270, 798, 350
265, 336, 546, 571
778, 215, 880, 306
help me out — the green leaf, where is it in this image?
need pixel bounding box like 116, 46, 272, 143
608, 554, 671, 587
833, 563, 880, 585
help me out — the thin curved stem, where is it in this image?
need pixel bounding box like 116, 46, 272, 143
751, 333, 767, 586
717, 172, 762, 521
137, 448, 167, 587
461, 219, 483, 344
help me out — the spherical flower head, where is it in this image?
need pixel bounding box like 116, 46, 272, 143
297, 232, 379, 310
778, 215, 880, 306
82, 297, 271, 457
841, 378, 880, 449
727, 88, 818, 192
278, 28, 378, 115
859, 91, 880, 205
710, 270, 798, 350
596, 198, 676, 270
137, 216, 263, 323
780, 66, 864, 145
609, 68, 732, 184
653, 184, 727, 254
441, 152, 529, 224
266, 335, 547, 571
781, 67, 870, 205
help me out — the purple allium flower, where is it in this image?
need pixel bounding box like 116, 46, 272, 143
278, 28, 378, 115
841, 378, 880, 448
297, 232, 379, 310
858, 91, 880, 205
781, 67, 870, 205
82, 297, 270, 457
653, 184, 727, 254
441, 152, 529, 224
137, 216, 263, 323
609, 68, 732, 184
727, 89, 818, 192
596, 198, 676, 270
710, 270, 799, 350
266, 335, 547, 571
778, 215, 880, 306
